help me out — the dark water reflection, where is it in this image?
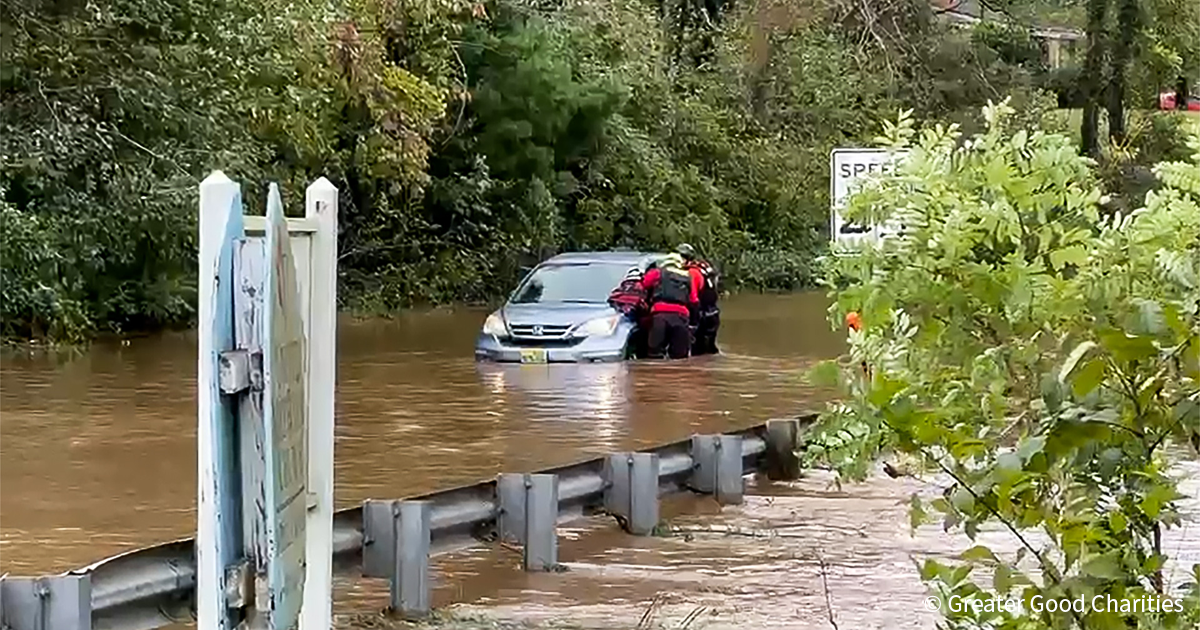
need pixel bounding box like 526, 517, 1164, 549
0, 291, 840, 575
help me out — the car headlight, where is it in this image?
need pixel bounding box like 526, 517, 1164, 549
574, 315, 620, 337
482, 313, 507, 337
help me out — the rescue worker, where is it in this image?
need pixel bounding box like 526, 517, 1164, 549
676, 243, 720, 355
639, 252, 702, 359
607, 266, 650, 357
607, 266, 647, 316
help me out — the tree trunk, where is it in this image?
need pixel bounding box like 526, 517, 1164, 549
1105, 75, 1125, 146
1106, 0, 1139, 145
1177, 75, 1191, 110
1081, 0, 1109, 157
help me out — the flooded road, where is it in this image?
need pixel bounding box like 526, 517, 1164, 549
4, 289, 1197, 630
0, 291, 841, 575
380, 460, 1198, 629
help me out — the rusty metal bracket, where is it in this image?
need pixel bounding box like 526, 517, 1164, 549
217, 349, 263, 394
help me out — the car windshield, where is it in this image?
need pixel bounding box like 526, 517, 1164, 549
510, 262, 631, 304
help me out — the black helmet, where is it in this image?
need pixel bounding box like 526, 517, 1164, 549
676, 243, 696, 260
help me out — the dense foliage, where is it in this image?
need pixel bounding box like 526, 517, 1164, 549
1074, 0, 1200, 156
0, 0, 1191, 341
807, 102, 1200, 628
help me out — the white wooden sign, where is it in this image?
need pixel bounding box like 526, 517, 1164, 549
829, 148, 908, 247
198, 172, 338, 630
261, 184, 309, 626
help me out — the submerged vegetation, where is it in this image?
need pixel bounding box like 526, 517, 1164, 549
4, 0, 1193, 342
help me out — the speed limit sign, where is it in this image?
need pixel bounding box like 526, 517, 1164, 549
829, 148, 908, 248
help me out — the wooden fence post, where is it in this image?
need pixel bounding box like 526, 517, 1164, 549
301, 177, 338, 630
197, 171, 246, 630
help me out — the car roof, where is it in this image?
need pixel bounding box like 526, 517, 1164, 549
539, 250, 666, 267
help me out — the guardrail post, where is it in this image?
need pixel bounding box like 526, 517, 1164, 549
604, 453, 660, 535
0, 574, 91, 630
497, 473, 559, 571
361, 499, 394, 579
765, 418, 803, 480
689, 434, 744, 505
390, 501, 431, 619
526, 474, 558, 571
496, 474, 526, 546
361, 499, 432, 618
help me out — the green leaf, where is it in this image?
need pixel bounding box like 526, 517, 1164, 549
909, 493, 926, 531
1012, 130, 1028, 149
1058, 341, 1097, 384
993, 563, 1013, 593
1089, 611, 1129, 630
1081, 552, 1124, 580
1097, 330, 1158, 364
1133, 299, 1166, 335
1049, 245, 1088, 270
1070, 358, 1107, 397
997, 488, 1014, 514
1017, 436, 1046, 463
807, 360, 842, 388
950, 438, 988, 461
919, 559, 942, 581
1108, 510, 1127, 533
950, 563, 973, 587
951, 486, 976, 513
867, 373, 906, 407
960, 545, 999, 565
997, 452, 1022, 474
964, 519, 979, 541
1141, 483, 1179, 519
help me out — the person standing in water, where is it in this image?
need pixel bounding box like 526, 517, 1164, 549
676, 243, 720, 355
639, 252, 702, 359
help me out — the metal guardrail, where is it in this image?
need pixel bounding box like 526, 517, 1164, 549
0, 416, 811, 630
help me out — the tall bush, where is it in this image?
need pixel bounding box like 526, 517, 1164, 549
806, 101, 1200, 628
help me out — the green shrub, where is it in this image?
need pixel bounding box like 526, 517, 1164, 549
807, 101, 1200, 629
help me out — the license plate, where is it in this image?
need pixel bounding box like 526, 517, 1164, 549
519, 349, 548, 364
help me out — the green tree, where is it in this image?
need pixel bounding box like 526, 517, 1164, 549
0, 0, 467, 338
0, 0, 1132, 341
807, 101, 1200, 628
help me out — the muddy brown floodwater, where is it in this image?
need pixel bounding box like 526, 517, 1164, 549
2, 290, 1197, 630
0, 292, 839, 572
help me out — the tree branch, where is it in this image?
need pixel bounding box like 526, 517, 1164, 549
879, 415, 1086, 628
816, 552, 840, 630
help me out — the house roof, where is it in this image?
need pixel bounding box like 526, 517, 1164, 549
932, 0, 1084, 40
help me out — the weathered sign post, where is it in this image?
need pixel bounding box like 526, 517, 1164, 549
197, 172, 338, 630
829, 147, 909, 248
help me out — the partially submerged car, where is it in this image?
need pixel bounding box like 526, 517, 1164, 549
475, 250, 665, 363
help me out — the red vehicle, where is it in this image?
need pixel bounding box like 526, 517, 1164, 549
1159, 92, 1200, 111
